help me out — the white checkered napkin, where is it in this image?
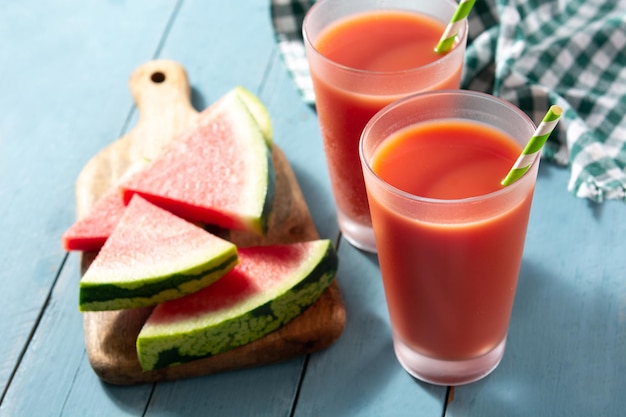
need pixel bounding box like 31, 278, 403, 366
463, 0, 626, 202
271, 0, 316, 105
271, 0, 626, 203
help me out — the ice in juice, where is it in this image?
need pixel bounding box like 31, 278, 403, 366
369, 119, 534, 360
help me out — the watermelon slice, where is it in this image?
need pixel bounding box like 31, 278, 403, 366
62, 186, 126, 252
79, 195, 239, 311
119, 89, 275, 235
136, 239, 338, 371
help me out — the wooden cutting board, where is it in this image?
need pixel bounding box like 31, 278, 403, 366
76, 60, 346, 385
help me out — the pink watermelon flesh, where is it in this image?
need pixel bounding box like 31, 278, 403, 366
119, 91, 273, 235
62, 187, 126, 252
78, 195, 239, 311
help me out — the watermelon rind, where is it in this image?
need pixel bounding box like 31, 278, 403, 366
120, 91, 275, 236
234, 86, 273, 146
79, 254, 238, 311
79, 196, 239, 312
136, 239, 338, 371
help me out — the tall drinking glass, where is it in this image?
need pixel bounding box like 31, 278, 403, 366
360, 90, 539, 385
303, 0, 468, 252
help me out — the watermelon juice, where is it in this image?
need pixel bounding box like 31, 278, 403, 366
360, 91, 539, 385
303, 0, 468, 253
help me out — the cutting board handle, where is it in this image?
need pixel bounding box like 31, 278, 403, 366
129, 60, 195, 120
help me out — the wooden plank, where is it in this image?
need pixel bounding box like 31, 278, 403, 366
160, 0, 280, 106
145, 361, 305, 417
0, 0, 178, 397
447, 163, 626, 416
0, 253, 153, 416
294, 241, 449, 416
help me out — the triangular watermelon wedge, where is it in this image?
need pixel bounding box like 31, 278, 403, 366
136, 239, 338, 371
119, 89, 275, 235
79, 195, 239, 311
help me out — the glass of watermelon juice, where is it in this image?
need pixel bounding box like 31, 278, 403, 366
360, 90, 539, 386
302, 0, 468, 253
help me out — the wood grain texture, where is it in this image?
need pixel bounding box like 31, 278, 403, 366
77, 60, 346, 385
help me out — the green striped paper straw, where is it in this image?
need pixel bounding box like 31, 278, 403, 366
501, 105, 563, 187
434, 0, 476, 54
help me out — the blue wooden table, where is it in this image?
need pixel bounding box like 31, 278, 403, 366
1, 1, 624, 416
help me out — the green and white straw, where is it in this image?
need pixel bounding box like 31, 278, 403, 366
434, 0, 476, 54
501, 105, 563, 187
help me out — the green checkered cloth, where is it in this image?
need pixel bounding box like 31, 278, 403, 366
271, 0, 626, 202
271, 0, 317, 104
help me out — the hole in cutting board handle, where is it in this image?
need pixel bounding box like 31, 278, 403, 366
151, 71, 166, 83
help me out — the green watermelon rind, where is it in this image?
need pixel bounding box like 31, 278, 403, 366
136, 240, 338, 371
234, 86, 273, 146
79, 251, 239, 312
259, 150, 275, 235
